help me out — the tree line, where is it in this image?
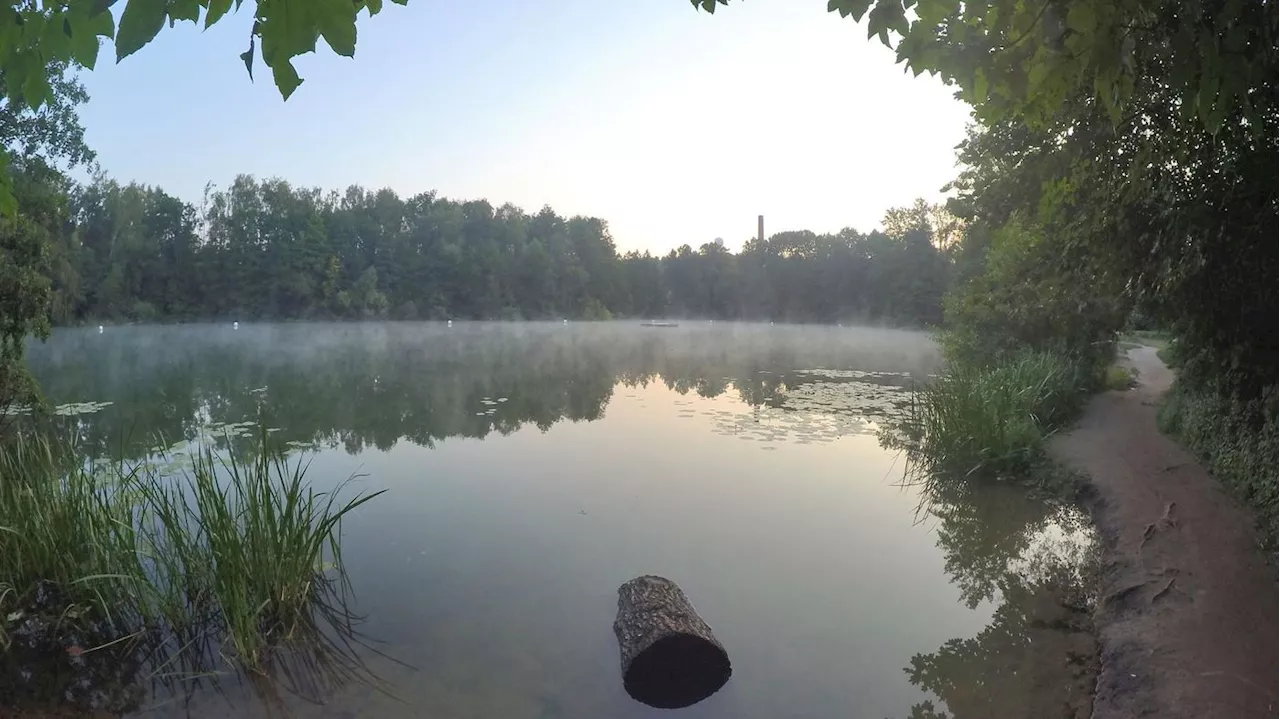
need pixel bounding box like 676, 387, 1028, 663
47, 174, 953, 326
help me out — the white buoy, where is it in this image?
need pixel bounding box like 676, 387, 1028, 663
563, 318, 568, 324
98, 325, 104, 334
233, 321, 239, 330
770, 321, 774, 326
447, 319, 453, 327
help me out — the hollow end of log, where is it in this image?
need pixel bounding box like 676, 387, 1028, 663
622, 633, 732, 708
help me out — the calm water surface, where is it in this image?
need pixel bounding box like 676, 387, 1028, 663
23, 322, 1097, 719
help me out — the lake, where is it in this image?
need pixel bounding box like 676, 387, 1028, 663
21, 322, 1098, 719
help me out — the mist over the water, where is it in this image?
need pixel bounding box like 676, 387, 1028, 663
26, 321, 940, 460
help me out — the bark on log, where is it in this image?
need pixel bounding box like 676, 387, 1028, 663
612, 575, 732, 708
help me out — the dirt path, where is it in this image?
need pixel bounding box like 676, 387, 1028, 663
1049, 346, 1277, 719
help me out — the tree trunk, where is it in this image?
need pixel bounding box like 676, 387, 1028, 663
612, 575, 732, 708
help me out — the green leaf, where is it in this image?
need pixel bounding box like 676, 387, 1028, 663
913, 0, 951, 25
117, 0, 169, 61
169, 0, 202, 24
316, 0, 357, 57
1197, 72, 1221, 132
90, 7, 115, 38
271, 59, 303, 99
0, 184, 14, 221
206, 0, 233, 28
240, 35, 254, 79
69, 16, 101, 69
1026, 57, 1048, 90
20, 12, 45, 45
866, 0, 908, 45
1065, 3, 1095, 36
22, 65, 49, 108
40, 12, 73, 62
365, 0, 383, 16
973, 68, 988, 102
258, 0, 318, 66
828, 0, 874, 20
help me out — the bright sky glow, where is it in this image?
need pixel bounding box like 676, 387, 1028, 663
77, 0, 971, 253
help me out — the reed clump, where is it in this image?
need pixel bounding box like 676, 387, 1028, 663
0, 428, 382, 671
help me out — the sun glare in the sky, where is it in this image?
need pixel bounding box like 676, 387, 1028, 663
77, 0, 970, 253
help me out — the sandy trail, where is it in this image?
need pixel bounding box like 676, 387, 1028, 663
1049, 346, 1277, 719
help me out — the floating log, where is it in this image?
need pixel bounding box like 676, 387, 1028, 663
612, 575, 731, 708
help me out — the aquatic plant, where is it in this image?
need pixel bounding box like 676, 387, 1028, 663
0, 435, 150, 639
886, 351, 1093, 482
157, 442, 383, 665
0, 428, 383, 673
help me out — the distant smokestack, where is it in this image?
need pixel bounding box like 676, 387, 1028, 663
757, 215, 764, 243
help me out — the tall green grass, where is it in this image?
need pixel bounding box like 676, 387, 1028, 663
148, 446, 382, 664
0, 436, 150, 640
0, 430, 383, 671
890, 351, 1095, 484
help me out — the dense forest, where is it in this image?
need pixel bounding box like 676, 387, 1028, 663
43, 174, 952, 326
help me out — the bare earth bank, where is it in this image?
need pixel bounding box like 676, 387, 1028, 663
1050, 346, 1278, 719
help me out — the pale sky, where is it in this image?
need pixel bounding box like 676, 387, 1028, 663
77, 0, 971, 254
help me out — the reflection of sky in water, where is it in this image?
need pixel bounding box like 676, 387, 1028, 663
285, 380, 992, 719
18, 324, 1097, 719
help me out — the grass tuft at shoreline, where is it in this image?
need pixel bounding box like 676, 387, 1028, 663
0, 429, 383, 671
885, 350, 1097, 486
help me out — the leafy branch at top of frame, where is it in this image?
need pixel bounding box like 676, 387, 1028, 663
0, 0, 410, 111
691, 0, 1272, 138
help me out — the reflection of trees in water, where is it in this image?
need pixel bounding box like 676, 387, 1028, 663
26, 323, 938, 461
892, 469, 1100, 719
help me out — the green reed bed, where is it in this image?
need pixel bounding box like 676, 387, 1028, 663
889, 351, 1095, 484
0, 430, 382, 672
0, 436, 150, 645
148, 447, 383, 664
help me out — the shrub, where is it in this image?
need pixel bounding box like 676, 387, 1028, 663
1156, 338, 1181, 368
131, 301, 158, 323
940, 217, 1125, 373
1104, 366, 1134, 391
1158, 381, 1278, 553
580, 297, 612, 321
393, 300, 419, 321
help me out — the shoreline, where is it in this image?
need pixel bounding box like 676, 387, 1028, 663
1051, 346, 1277, 718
